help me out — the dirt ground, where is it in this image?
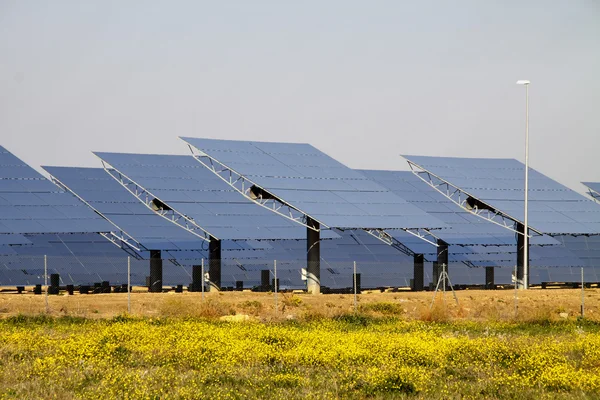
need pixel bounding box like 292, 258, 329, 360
0, 286, 598, 322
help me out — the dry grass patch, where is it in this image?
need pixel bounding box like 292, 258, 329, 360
237, 300, 263, 316
359, 301, 405, 316
0, 288, 599, 322
159, 297, 236, 318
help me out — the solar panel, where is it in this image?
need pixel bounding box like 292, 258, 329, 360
403, 155, 600, 235
361, 169, 559, 247
2, 232, 324, 286
181, 137, 446, 231
46, 166, 238, 251
0, 234, 31, 246
0, 147, 112, 235
90, 154, 314, 241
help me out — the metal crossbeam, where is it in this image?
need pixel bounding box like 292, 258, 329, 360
587, 188, 600, 203
363, 229, 416, 257
99, 232, 144, 260
407, 160, 541, 236
362, 228, 438, 259
102, 231, 143, 252
460, 260, 510, 268
403, 228, 441, 246
187, 146, 321, 231
50, 175, 148, 257
99, 160, 213, 242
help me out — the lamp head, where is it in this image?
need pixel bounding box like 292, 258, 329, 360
516, 80, 531, 85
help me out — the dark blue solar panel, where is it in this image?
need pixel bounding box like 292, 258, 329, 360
1, 252, 564, 288
0, 234, 31, 246
0, 148, 112, 235
361, 169, 559, 247
45, 166, 219, 251
85, 156, 311, 241
402, 155, 600, 235
0, 146, 29, 166
181, 137, 445, 231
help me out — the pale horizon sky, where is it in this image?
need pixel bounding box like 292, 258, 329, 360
1, 1, 599, 195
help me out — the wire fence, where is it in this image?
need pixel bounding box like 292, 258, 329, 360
1, 254, 599, 291
0, 255, 594, 318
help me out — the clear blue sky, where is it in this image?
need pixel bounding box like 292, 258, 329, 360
1, 1, 598, 193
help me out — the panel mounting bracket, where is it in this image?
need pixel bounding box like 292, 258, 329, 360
361, 228, 438, 260
587, 188, 600, 203
49, 174, 148, 257
406, 160, 541, 237
186, 143, 322, 232
362, 229, 417, 257
97, 159, 213, 242
99, 232, 144, 260
186, 143, 445, 255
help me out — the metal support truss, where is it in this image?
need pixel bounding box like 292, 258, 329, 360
50, 175, 148, 257
187, 145, 321, 232
587, 188, 600, 202
403, 228, 441, 246
99, 232, 144, 260
363, 229, 415, 257
186, 144, 445, 255
99, 160, 213, 242
407, 160, 541, 236
363, 228, 438, 258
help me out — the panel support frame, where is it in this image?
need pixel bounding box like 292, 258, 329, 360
98, 159, 213, 242
362, 228, 439, 258
407, 160, 541, 237
187, 143, 442, 251
49, 174, 146, 259
587, 188, 600, 202
187, 145, 320, 231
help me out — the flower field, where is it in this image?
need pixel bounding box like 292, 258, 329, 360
1, 315, 600, 399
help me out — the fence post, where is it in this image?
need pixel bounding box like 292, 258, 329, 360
513, 264, 518, 318
201, 258, 205, 302
274, 260, 278, 316
353, 261, 357, 313
581, 267, 585, 318
127, 256, 131, 313
44, 255, 49, 313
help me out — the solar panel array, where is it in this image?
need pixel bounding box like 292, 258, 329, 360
403, 155, 600, 235
45, 167, 311, 264
45, 166, 209, 251
0, 146, 112, 235
361, 169, 599, 269
0, 233, 149, 285
93, 153, 315, 241
553, 235, 600, 268
0, 142, 599, 289
0, 230, 411, 287
181, 137, 445, 230
0, 230, 597, 288
360, 169, 558, 246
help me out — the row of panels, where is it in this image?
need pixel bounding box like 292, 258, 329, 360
1, 140, 600, 275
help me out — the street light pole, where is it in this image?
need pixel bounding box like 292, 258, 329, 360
517, 80, 530, 289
